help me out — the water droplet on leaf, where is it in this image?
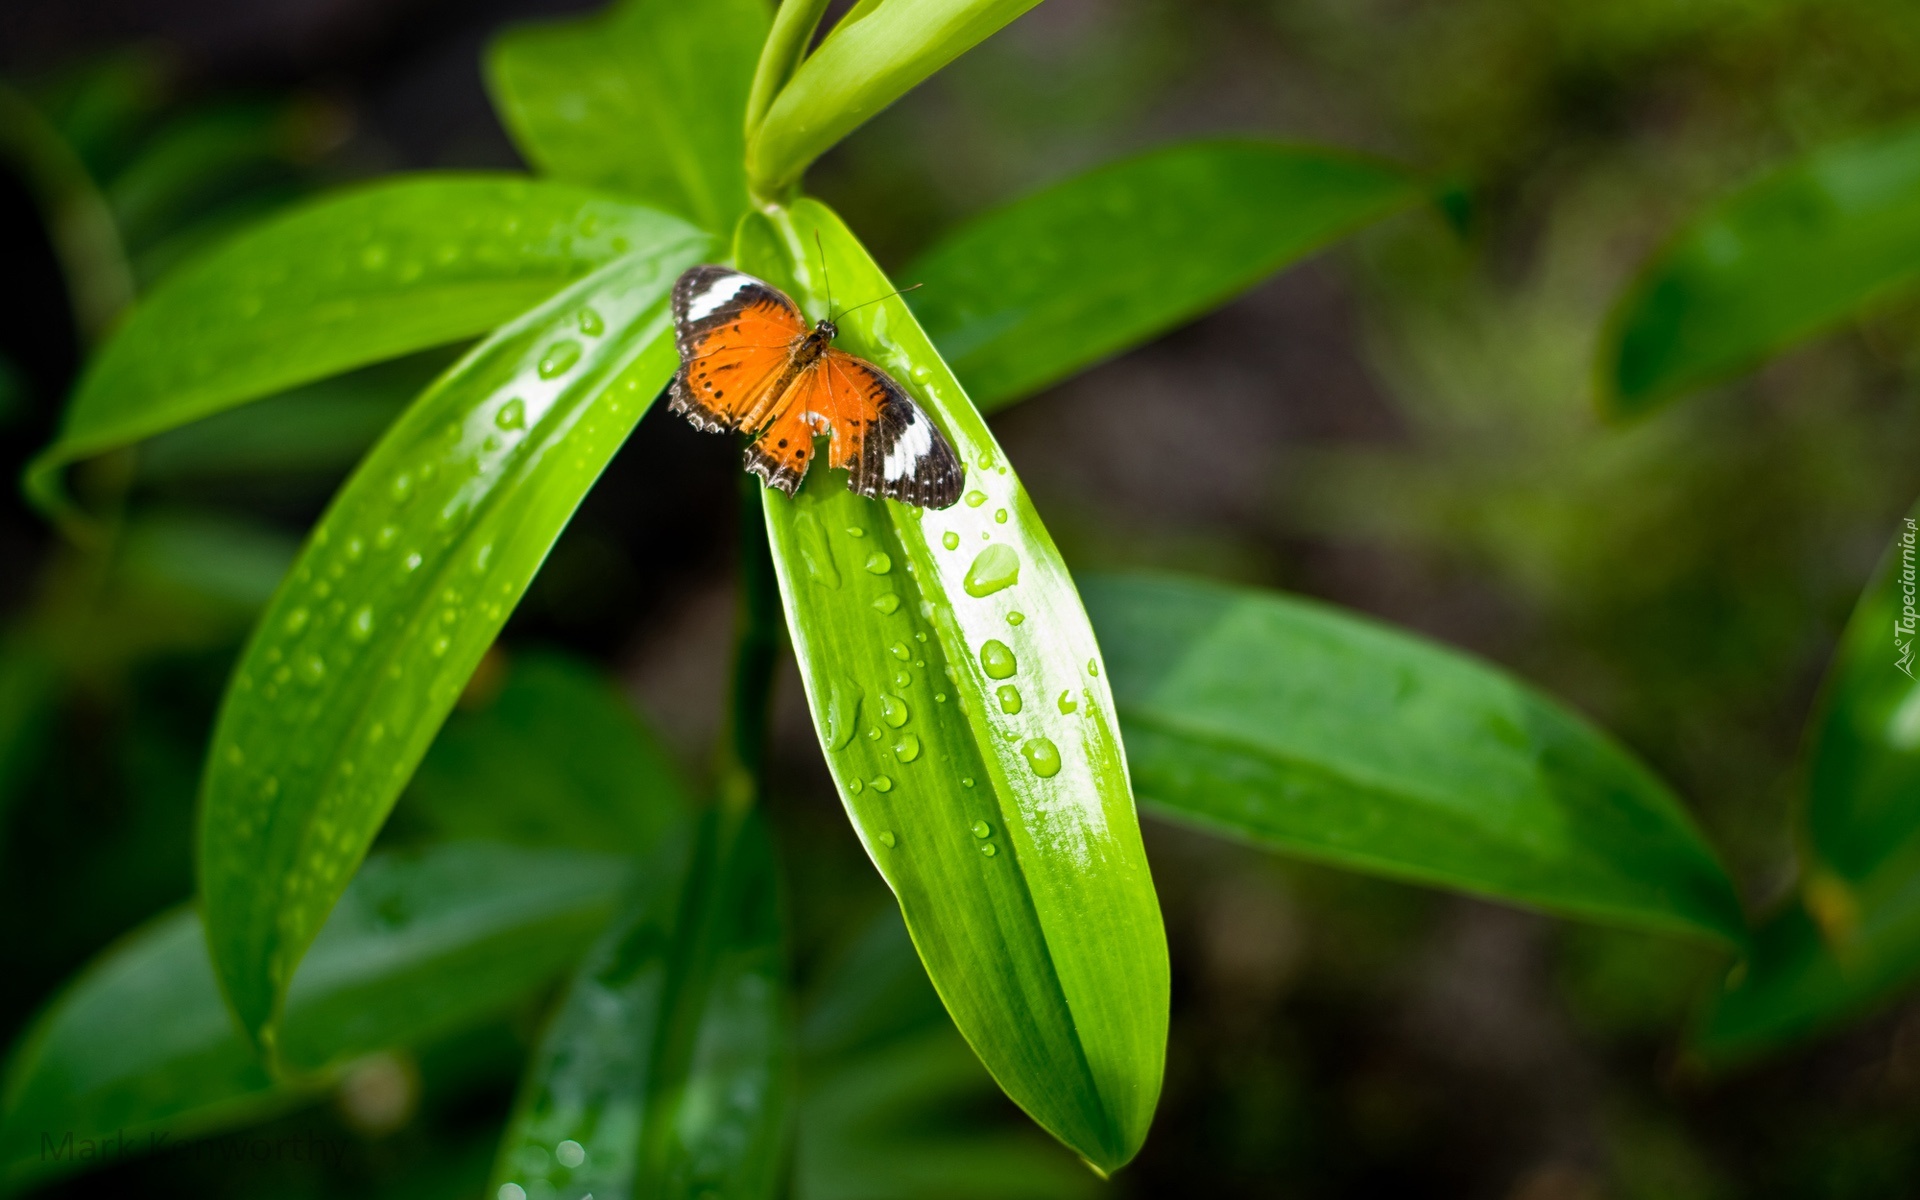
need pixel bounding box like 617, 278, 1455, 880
964, 545, 1020, 597
872, 592, 900, 614
997, 685, 1022, 714
979, 639, 1017, 679
865, 551, 892, 575
894, 734, 920, 762
879, 693, 909, 727
1058, 690, 1079, 714
1021, 737, 1062, 778
878, 830, 896, 848
942, 531, 960, 550
538, 340, 582, 378
964, 491, 986, 508
494, 397, 526, 431
972, 820, 991, 838
870, 775, 894, 792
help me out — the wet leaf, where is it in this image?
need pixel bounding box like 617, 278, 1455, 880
490, 810, 788, 1200
1084, 572, 1747, 945
196, 228, 710, 1060
909, 139, 1419, 410
738, 198, 1167, 1174
28, 176, 687, 526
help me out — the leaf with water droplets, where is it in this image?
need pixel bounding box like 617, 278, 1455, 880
197, 229, 711, 1060
27, 176, 697, 530
741, 200, 1166, 1174
488, 810, 788, 1200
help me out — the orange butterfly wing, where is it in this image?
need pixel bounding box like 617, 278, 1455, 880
668, 267, 807, 433
745, 349, 963, 509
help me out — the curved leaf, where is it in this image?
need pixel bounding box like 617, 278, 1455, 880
486, 0, 768, 233
1802, 504, 1920, 884
196, 227, 710, 1060
1604, 120, 1920, 416
490, 810, 788, 1200
908, 140, 1419, 410
738, 198, 1167, 1173
0, 843, 627, 1193
28, 175, 683, 525
746, 0, 1043, 199
1083, 572, 1747, 945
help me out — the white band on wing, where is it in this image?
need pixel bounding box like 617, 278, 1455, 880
685, 273, 754, 322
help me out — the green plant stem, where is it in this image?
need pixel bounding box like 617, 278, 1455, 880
744, 0, 833, 150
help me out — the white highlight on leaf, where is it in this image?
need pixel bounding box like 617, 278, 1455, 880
685, 273, 752, 321
884, 409, 934, 481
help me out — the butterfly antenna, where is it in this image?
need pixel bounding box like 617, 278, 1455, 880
835, 282, 923, 321
815, 230, 834, 320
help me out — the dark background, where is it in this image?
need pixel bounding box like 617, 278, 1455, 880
8, 0, 1920, 1196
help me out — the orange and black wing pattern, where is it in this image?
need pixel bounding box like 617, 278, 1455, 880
669, 266, 807, 433
668, 265, 964, 510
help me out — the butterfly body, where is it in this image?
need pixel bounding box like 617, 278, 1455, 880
668, 266, 964, 509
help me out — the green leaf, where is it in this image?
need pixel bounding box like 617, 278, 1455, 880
0, 842, 627, 1193
1083, 572, 1747, 945
746, 0, 1043, 200
196, 228, 711, 1061
398, 650, 690, 854
1604, 120, 1920, 416
908, 139, 1420, 411
738, 198, 1168, 1174
490, 809, 788, 1200
486, 0, 769, 233
1802, 505, 1920, 883
27, 175, 686, 528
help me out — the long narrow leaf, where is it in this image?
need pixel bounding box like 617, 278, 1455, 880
487, 0, 768, 233
746, 0, 1044, 199
0, 843, 627, 1193
27, 175, 682, 525
197, 229, 710, 1061
738, 198, 1167, 1173
490, 810, 788, 1200
1603, 120, 1920, 416
1083, 572, 1747, 945
909, 140, 1419, 410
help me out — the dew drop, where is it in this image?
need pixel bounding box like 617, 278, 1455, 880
390, 472, 414, 504
890, 641, 911, 661
994, 509, 1008, 524
846, 525, 866, 538
894, 734, 921, 762
864, 551, 892, 575
376, 524, 400, 550
299, 654, 327, 685
979, 639, 1017, 679
825, 678, 861, 749
942, 531, 960, 550
473, 542, 494, 572
283, 607, 311, 635
538, 339, 582, 378
980, 842, 997, 857
849, 777, 864, 794
1088, 659, 1100, 676
879, 693, 909, 727
997, 685, 1022, 714
893, 668, 911, 689
494, 397, 526, 431
576, 307, 605, 336
870, 775, 894, 792
964, 544, 1020, 597
1021, 736, 1062, 778
1007, 611, 1025, 626
349, 606, 375, 642
964, 490, 986, 508
878, 830, 896, 848
872, 592, 901, 614
961, 777, 975, 787
794, 512, 840, 588
915, 631, 928, 642
935, 692, 947, 702
1058, 689, 1079, 714
867, 728, 881, 740
404, 552, 424, 572
431, 636, 451, 657
344, 536, 365, 562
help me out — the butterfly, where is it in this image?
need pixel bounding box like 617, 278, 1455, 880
667, 265, 964, 509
